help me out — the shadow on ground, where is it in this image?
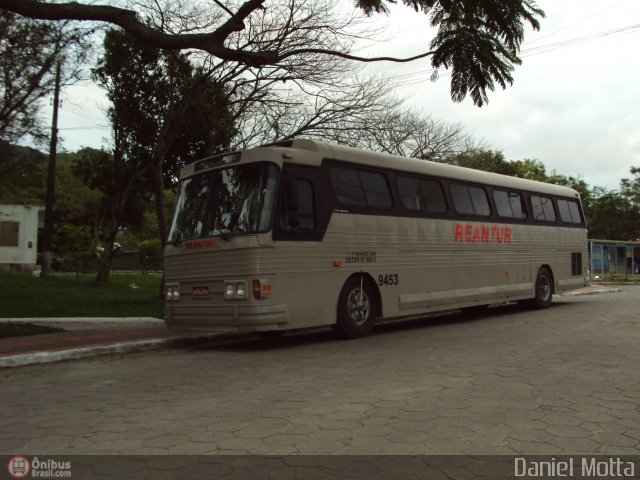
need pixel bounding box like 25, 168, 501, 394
193, 300, 576, 353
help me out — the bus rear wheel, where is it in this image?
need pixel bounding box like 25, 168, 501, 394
528, 267, 553, 309
335, 276, 376, 339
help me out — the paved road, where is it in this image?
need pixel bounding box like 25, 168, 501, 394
1, 287, 639, 455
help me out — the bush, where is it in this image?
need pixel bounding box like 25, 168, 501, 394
52, 223, 96, 276
138, 239, 163, 274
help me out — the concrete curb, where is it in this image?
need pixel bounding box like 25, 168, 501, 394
563, 287, 621, 296
0, 317, 164, 325
0, 333, 221, 368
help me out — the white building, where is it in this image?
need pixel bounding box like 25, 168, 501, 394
0, 204, 44, 271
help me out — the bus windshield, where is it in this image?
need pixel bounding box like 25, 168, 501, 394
168, 163, 278, 243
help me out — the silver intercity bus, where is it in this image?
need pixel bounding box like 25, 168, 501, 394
163, 139, 589, 338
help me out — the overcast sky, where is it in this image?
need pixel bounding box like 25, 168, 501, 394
51, 0, 639, 190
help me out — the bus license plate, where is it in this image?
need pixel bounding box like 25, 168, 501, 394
192, 286, 209, 297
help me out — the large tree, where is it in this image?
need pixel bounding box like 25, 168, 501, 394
86, 28, 235, 281
96, 28, 235, 247
617, 167, 640, 240
0, 0, 544, 106
94, 1, 414, 247
0, 11, 91, 143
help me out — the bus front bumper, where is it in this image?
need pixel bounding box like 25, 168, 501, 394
165, 303, 289, 333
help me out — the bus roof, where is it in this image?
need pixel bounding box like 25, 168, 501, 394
264, 139, 580, 199
182, 138, 580, 199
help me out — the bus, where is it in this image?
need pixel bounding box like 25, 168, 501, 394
163, 139, 589, 338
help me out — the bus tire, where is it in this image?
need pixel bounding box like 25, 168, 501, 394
335, 276, 376, 339
530, 267, 553, 309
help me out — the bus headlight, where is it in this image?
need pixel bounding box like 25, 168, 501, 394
165, 283, 180, 301
224, 281, 247, 299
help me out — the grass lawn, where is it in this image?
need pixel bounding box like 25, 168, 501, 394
0, 270, 164, 318
0, 323, 65, 339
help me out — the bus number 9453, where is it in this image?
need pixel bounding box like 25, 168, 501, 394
378, 274, 399, 286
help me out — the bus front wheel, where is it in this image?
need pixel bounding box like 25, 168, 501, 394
335, 276, 376, 338
529, 267, 553, 309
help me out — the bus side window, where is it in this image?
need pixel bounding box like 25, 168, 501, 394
557, 199, 583, 225
493, 190, 526, 219
450, 183, 490, 217
397, 176, 447, 214
531, 195, 556, 222
280, 178, 315, 232
329, 167, 367, 206
397, 176, 424, 211
329, 166, 392, 209
421, 179, 447, 213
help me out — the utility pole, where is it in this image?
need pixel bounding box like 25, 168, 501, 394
40, 61, 61, 278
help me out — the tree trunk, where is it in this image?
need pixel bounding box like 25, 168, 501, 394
96, 222, 118, 284
40, 61, 61, 278
151, 87, 191, 245
152, 157, 168, 245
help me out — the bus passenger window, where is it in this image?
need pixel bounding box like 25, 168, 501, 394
329, 167, 392, 209
421, 180, 447, 213
531, 195, 556, 222
280, 179, 315, 232
450, 184, 490, 217
493, 190, 526, 219
360, 171, 392, 208
469, 187, 491, 216
329, 167, 367, 206
557, 199, 583, 224
450, 184, 474, 215
397, 176, 446, 214
397, 176, 423, 210
509, 192, 527, 219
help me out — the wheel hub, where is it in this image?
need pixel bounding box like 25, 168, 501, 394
347, 288, 370, 326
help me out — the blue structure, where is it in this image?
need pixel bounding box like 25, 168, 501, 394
589, 239, 640, 278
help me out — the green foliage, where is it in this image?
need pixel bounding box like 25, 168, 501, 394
587, 188, 633, 240
620, 166, 640, 208
448, 149, 518, 175
52, 223, 96, 276
0, 269, 163, 318
69, 147, 114, 192
356, 0, 544, 106
135, 191, 176, 241
587, 168, 640, 241
0, 140, 46, 203
71, 145, 147, 238
94, 29, 235, 188
57, 151, 105, 226
138, 239, 163, 274
115, 228, 141, 252
509, 159, 548, 182
0, 323, 64, 339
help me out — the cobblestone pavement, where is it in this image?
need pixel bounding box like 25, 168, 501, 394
1, 287, 639, 455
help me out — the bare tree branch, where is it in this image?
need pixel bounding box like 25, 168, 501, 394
0, 0, 434, 66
